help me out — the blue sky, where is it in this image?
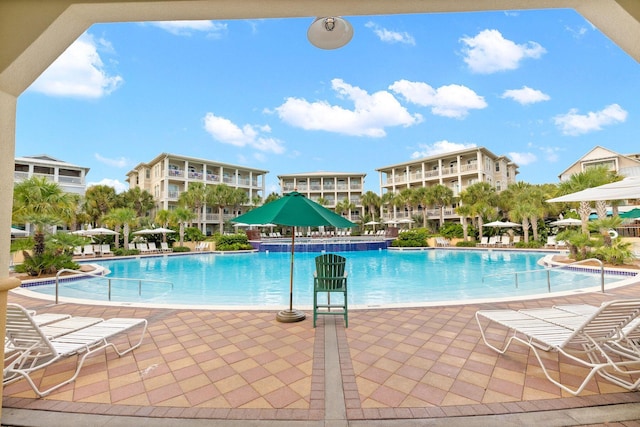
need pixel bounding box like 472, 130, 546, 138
15, 9, 640, 194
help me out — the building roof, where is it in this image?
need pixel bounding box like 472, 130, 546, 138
277, 171, 366, 179
126, 152, 269, 176
15, 154, 90, 172
556, 145, 640, 179
375, 146, 515, 171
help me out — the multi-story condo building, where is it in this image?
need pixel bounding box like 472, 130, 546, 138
377, 147, 518, 222
278, 172, 366, 221
126, 153, 267, 235
558, 146, 640, 181
14, 154, 89, 195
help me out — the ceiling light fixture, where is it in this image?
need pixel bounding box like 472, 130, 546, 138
307, 17, 354, 50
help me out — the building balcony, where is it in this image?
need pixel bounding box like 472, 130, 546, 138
168, 169, 185, 178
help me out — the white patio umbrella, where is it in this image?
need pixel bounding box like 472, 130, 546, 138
484, 221, 520, 228
364, 220, 380, 231
151, 227, 175, 234
83, 227, 118, 236
549, 218, 582, 227
133, 229, 156, 235
547, 176, 640, 203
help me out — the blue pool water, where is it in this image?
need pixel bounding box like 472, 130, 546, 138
28, 250, 625, 307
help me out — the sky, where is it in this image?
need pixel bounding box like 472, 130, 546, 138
15, 9, 640, 195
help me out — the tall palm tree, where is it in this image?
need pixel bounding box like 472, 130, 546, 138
360, 191, 381, 220
119, 187, 155, 218
458, 182, 497, 239
412, 187, 431, 228
380, 192, 395, 221
206, 184, 234, 234
178, 182, 207, 232
171, 207, 196, 246
13, 177, 74, 257
455, 203, 474, 241
557, 166, 621, 234
83, 184, 117, 227
430, 184, 454, 229
103, 207, 137, 249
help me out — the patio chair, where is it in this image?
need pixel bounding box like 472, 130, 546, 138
313, 253, 348, 328
82, 245, 95, 257
545, 236, 557, 248
72, 246, 83, 257
147, 242, 159, 253
160, 242, 173, 252
476, 299, 640, 395
500, 235, 511, 247
137, 243, 151, 253
477, 236, 489, 247
512, 235, 521, 245
3, 303, 147, 397
487, 236, 498, 247
100, 244, 113, 256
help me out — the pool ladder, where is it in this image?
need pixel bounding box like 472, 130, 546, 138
54, 269, 174, 304
481, 258, 605, 293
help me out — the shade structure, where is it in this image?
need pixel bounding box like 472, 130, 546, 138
547, 176, 640, 203
83, 227, 118, 236
133, 229, 156, 235
619, 208, 640, 219
549, 218, 583, 227
364, 221, 380, 226
151, 227, 175, 234
484, 220, 520, 227
232, 192, 356, 323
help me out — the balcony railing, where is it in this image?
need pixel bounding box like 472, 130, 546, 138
460, 163, 478, 173
58, 175, 83, 185
168, 169, 184, 177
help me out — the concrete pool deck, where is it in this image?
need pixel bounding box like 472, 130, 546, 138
3, 276, 640, 426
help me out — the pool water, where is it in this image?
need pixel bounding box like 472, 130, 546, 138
29, 250, 625, 307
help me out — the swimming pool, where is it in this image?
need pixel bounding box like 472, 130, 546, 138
25, 250, 628, 307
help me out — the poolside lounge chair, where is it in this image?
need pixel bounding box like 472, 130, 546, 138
313, 253, 348, 328
72, 246, 83, 257
147, 242, 159, 253
512, 235, 521, 245
477, 236, 489, 247
82, 245, 95, 257
160, 242, 173, 252
4, 303, 147, 397
476, 299, 640, 395
100, 244, 113, 256
545, 236, 557, 248
487, 236, 498, 247
499, 235, 511, 247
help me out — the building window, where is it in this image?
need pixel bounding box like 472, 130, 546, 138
495, 162, 500, 172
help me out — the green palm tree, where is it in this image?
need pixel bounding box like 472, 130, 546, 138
459, 182, 497, 239
13, 177, 74, 257
360, 191, 381, 220
380, 192, 395, 221
206, 184, 234, 234
172, 207, 196, 246
154, 209, 173, 243
119, 187, 155, 218
557, 166, 621, 234
455, 203, 474, 241
83, 184, 118, 226
412, 187, 431, 228
589, 216, 623, 247
104, 208, 137, 249
431, 184, 454, 229
179, 182, 207, 232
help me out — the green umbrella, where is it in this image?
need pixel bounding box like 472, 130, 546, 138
619, 208, 640, 219
232, 191, 356, 323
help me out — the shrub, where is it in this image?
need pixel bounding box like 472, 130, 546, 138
456, 240, 476, 247
592, 242, 633, 265
215, 233, 253, 251
514, 241, 543, 249
113, 248, 139, 256
391, 229, 429, 247
440, 223, 463, 238
172, 246, 191, 252
15, 250, 79, 277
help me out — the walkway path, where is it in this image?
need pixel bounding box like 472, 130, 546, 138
3, 282, 640, 426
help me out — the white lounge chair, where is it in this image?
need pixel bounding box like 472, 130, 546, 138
147, 242, 159, 253
545, 236, 557, 248
477, 236, 489, 247
499, 235, 511, 247
476, 299, 640, 395
3, 304, 147, 397
100, 244, 113, 256
72, 246, 83, 257
160, 242, 173, 252
82, 245, 95, 257
137, 243, 151, 253
487, 236, 498, 247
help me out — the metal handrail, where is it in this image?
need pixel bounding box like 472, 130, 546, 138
481, 258, 605, 293
55, 269, 174, 304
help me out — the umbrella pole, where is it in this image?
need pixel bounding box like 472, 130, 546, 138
276, 226, 306, 323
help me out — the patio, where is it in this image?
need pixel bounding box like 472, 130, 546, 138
3, 281, 640, 426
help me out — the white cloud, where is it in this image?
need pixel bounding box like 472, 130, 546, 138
389, 80, 487, 119
501, 86, 550, 105
29, 33, 123, 98
460, 29, 546, 74
365, 21, 416, 45
275, 78, 422, 137
553, 104, 627, 136
94, 153, 130, 168
411, 140, 477, 159
508, 152, 537, 165
148, 20, 228, 38
87, 178, 128, 193
203, 113, 285, 153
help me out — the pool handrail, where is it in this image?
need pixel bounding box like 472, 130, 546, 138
55, 268, 174, 304
481, 258, 605, 293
